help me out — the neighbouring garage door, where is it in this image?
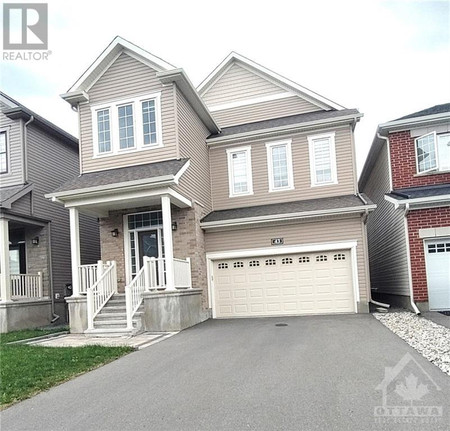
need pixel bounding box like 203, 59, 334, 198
426, 238, 450, 310
213, 249, 355, 318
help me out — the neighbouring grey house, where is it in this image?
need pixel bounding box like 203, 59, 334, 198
48, 36, 375, 337
0, 92, 100, 332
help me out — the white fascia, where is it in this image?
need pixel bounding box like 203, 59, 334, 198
379, 112, 450, 132
384, 194, 450, 209
200, 205, 377, 229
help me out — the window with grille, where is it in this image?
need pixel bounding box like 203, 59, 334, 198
334, 253, 346, 261
316, 255, 328, 262
265, 259, 276, 266
218, 263, 228, 269
299, 256, 310, 263
282, 257, 293, 265
233, 261, 244, 268
249, 260, 260, 267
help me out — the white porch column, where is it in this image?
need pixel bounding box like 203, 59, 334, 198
161, 195, 175, 290
69, 207, 81, 297
0, 217, 11, 302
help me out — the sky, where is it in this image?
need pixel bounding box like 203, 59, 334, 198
1, 0, 449, 175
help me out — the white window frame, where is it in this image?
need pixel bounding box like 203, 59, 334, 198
226, 146, 253, 198
0, 130, 9, 175
91, 92, 163, 158
265, 139, 294, 192
308, 132, 338, 187
415, 131, 450, 174
415, 131, 437, 174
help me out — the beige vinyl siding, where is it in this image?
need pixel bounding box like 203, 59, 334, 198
210, 125, 356, 211
0, 104, 24, 186
205, 215, 369, 301
202, 63, 287, 106
79, 53, 177, 173
174, 88, 212, 212
362, 143, 410, 296
26, 125, 100, 298
211, 96, 322, 128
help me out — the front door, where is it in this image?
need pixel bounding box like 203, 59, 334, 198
138, 230, 159, 269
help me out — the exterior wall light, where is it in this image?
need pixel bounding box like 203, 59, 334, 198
171, 221, 178, 231
111, 229, 119, 237
32, 236, 39, 245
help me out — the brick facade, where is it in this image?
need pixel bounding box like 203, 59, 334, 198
99, 203, 210, 308
389, 131, 450, 189
407, 206, 450, 303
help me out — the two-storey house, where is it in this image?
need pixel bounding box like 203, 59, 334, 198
0, 92, 100, 332
359, 104, 450, 312
48, 37, 375, 335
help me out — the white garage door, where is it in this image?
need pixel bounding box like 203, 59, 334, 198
213, 249, 355, 318
426, 239, 450, 310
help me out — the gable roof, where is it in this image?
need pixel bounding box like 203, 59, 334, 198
60, 36, 220, 134
0, 183, 34, 209
197, 52, 345, 111
0, 92, 78, 148
64, 36, 176, 96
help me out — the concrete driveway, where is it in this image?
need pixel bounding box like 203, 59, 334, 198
2, 315, 449, 431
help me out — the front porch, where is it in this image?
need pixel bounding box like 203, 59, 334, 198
0, 216, 52, 332
59, 187, 209, 336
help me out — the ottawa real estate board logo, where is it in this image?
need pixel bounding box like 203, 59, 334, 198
2, 3, 50, 60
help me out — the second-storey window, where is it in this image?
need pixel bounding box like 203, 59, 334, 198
0, 131, 7, 174
97, 109, 111, 153
118, 104, 135, 149
92, 93, 162, 157
266, 140, 294, 191
227, 146, 253, 197
415, 132, 450, 173
308, 132, 337, 186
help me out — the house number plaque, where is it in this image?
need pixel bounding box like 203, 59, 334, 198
271, 238, 284, 246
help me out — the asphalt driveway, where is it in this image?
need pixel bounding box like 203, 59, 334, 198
2, 314, 449, 431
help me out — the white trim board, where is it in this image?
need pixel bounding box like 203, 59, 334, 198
208, 92, 295, 112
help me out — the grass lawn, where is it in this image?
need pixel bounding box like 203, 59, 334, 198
0, 328, 133, 408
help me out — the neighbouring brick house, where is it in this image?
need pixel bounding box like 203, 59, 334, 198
47, 37, 375, 336
360, 103, 450, 312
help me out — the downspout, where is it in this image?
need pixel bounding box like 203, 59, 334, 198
377, 132, 393, 192
47, 222, 60, 323
404, 203, 421, 314
23, 115, 35, 183
358, 196, 391, 309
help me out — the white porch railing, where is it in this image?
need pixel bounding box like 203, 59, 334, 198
174, 258, 192, 289
86, 261, 117, 330
125, 257, 192, 330
79, 262, 109, 294
10, 273, 44, 299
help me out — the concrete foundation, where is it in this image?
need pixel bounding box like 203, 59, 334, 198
66, 296, 88, 334
142, 289, 209, 332
0, 299, 52, 333
371, 292, 427, 312
357, 301, 370, 313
